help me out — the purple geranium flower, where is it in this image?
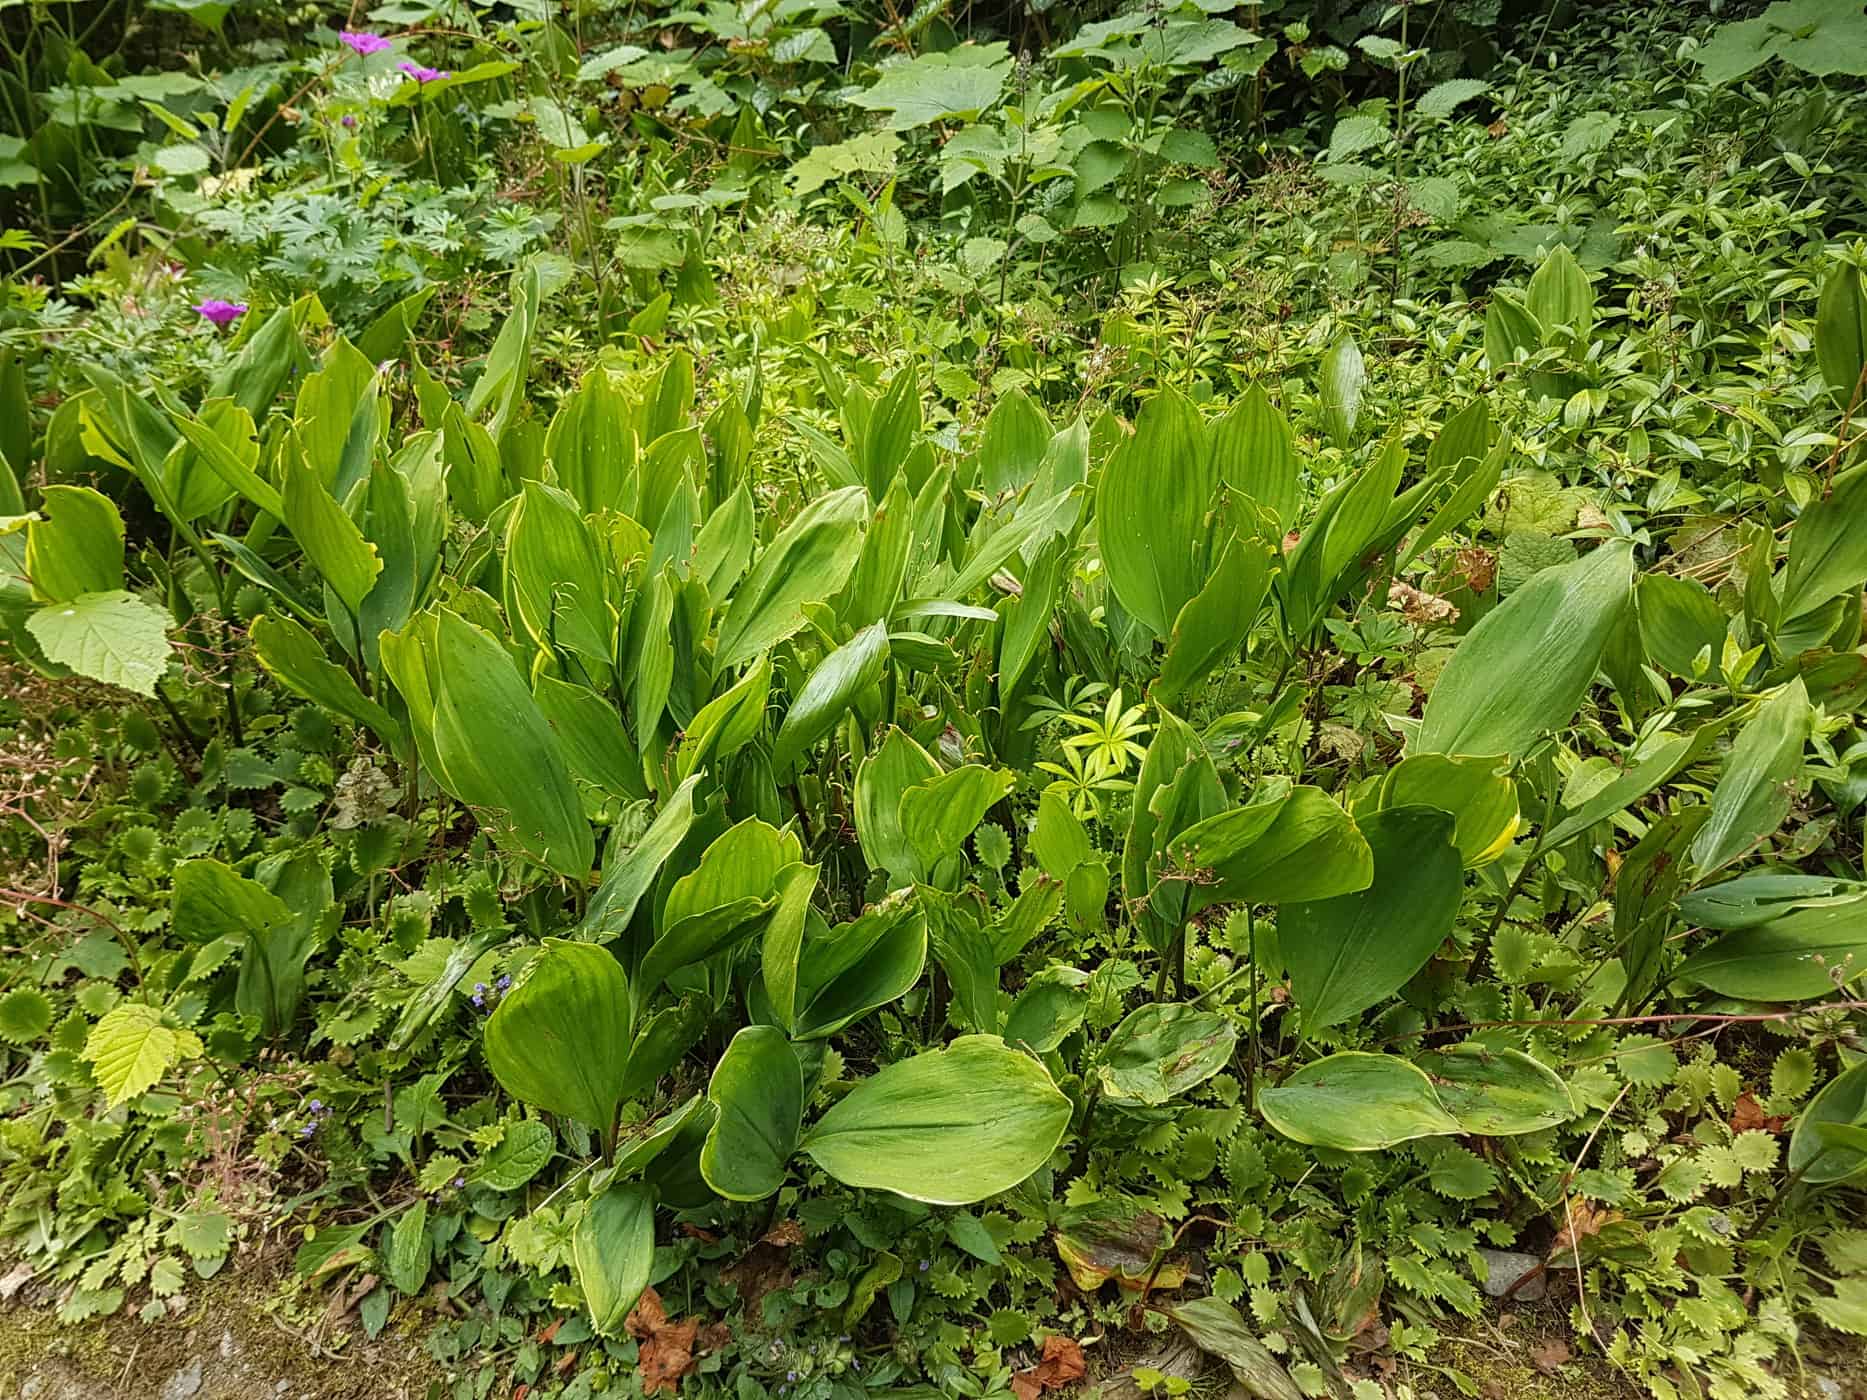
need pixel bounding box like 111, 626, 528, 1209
195, 299, 247, 327
397, 61, 450, 83
340, 29, 392, 55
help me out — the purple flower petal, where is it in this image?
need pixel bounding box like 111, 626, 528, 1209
396, 60, 450, 83
194, 299, 247, 327
339, 29, 392, 55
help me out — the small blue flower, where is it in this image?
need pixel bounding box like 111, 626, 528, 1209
472, 994, 484, 1007
918, 1259, 930, 1272
309, 1099, 322, 1112
474, 983, 486, 994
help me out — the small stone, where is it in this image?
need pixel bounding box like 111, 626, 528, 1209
1812, 1378, 1843, 1400
21, 1377, 45, 1399
220, 1329, 236, 1358
1475, 1248, 1546, 1301
160, 1358, 204, 1400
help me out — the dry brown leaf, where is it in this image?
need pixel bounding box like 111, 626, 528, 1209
1389, 579, 1459, 627
1731, 1092, 1787, 1135
1454, 546, 1497, 593
1530, 1337, 1571, 1375
1011, 1335, 1087, 1400
627, 1288, 702, 1396
761, 1219, 806, 1248
1549, 1199, 1621, 1258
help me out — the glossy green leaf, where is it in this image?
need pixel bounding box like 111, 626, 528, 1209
1095, 386, 1221, 637
1816, 262, 1867, 405
1170, 784, 1373, 913
1782, 469, 1867, 624
25, 485, 123, 602
582, 774, 704, 939
773, 623, 890, 772
801, 1036, 1070, 1205
1211, 384, 1300, 533
1259, 1052, 1460, 1151
1378, 753, 1518, 868
505, 481, 613, 666
574, 1183, 655, 1336
1789, 1062, 1867, 1185
1414, 1045, 1575, 1135
854, 727, 943, 888
701, 1025, 803, 1201
1318, 333, 1366, 448
171, 858, 289, 944
1691, 678, 1811, 874
483, 940, 633, 1133
535, 674, 645, 801
1157, 531, 1276, 706
283, 452, 380, 615
1283, 806, 1462, 1029
251, 613, 404, 753
716, 485, 868, 667
900, 764, 1016, 879
1417, 538, 1634, 759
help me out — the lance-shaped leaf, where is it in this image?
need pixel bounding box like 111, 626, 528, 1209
701, 1025, 803, 1201
430, 609, 593, 879
801, 1036, 1070, 1205
1417, 538, 1634, 758
582, 774, 705, 939
483, 940, 634, 1133
504, 480, 614, 666
1816, 263, 1867, 406
716, 485, 868, 667
1095, 387, 1221, 638
171, 858, 290, 944
854, 728, 942, 888
1789, 1061, 1867, 1185
1674, 897, 1867, 1001
1156, 531, 1276, 706
1211, 384, 1300, 534
1259, 1052, 1460, 1152
283, 452, 380, 614
535, 674, 645, 801
1123, 708, 1226, 951
1282, 806, 1462, 1029
251, 614, 405, 755
1691, 678, 1811, 874
574, 1183, 656, 1337
773, 623, 890, 773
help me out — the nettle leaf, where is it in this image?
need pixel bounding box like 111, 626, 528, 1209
1414, 78, 1489, 120
788, 130, 901, 196
26, 591, 174, 696
848, 45, 1012, 130
83, 1003, 203, 1107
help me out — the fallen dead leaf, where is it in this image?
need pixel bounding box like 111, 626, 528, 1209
628, 1287, 702, 1396
761, 1219, 806, 1247
1731, 1092, 1787, 1135
1530, 1337, 1571, 1375
1549, 1199, 1621, 1258
1011, 1335, 1087, 1400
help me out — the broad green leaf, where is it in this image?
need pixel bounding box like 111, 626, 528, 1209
1525, 243, 1594, 340
283, 452, 380, 614
701, 1025, 803, 1201
793, 894, 927, 1041
1378, 754, 1518, 868
801, 1036, 1070, 1205
251, 613, 404, 753
675, 655, 772, 780
1789, 1062, 1867, 1185
1033, 788, 1095, 880
979, 388, 1052, 498
1674, 896, 1867, 1001
25, 485, 124, 601
1638, 572, 1727, 675
773, 623, 889, 772
1170, 784, 1372, 912
504, 481, 613, 666
535, 675, 645, 801
27, 591, 173, 697
1318, 334, 1366, 448
171, 858, 290, 944
1413, 1045, 1575, 1135
846, 44, 1011, 130
854, 728, 943, 888
1003, 965, 1090, 1054
582, 774, 704, 938
1156, 532, 1276, 706
1259, 1052, 1460, 1151
716, 486, 867, 667
1690, 678, 1810, 873
1417, 538, 1634, 759
1782, 469, 1867, 623
386, 1201, 430, 1296
842, 472, 913, 628
83, 1003, 202, 1108
624, 566, 675, 748
473, 1119, 554, 1191
1096, 387, 1221, 637
483, 940, 633, 1134
1166, 1297, 1304, 1400
574, 1183, 655, 1336
1536, 725, 1718, 851
1096, 1003, 1236, 1106
430, 609, 593, 879
900, 764, 1016, 879
1282, 806, 1462, 1029
1816, 262, 1867, 403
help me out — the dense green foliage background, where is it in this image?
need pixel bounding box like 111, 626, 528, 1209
5, 1, 1867, 1398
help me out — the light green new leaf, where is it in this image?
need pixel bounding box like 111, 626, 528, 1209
1259, 1052, 1460, 1152
574, 1183, 655, 1336
171, 858, 290, 943
582, 774, 704, 938
847, 45, 1011, 130
83, 1003, 202, 1108
1156, 532, 1276, 706
431, 610, 593, 879
701, 1025, 803, 1201
472, 1119, 554, 1192
716, 486, 867, 668
1318, 334, 1366, 448
900, 765, 1017, 880
1417, 538, 1634, 759
504, 481, 613, 666
283, 453, 380, 614
27, 591, 173, 697
1211, 385, 1299, 532
535, 675, 644, 801
1283, 806, 1462, 1029
1095, 386, 1221, 638
483, 940, 633, 1133
24, 485, 124, 602
1170, 784, 1373, 913
854, 728, 943, 888
1378, 754, 1518, 868
801, 1036, 1070, 1205
773, 623, 890, 772
1690, 678, 1810, 874
251, 614, 404, 753
386, 1201, 431, 1296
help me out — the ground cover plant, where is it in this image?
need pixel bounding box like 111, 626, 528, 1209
4, 0, 1867, 1397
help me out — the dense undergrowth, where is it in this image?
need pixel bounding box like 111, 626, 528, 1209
4, 1, 1867, 1398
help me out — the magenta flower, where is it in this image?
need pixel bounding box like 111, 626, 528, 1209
397, 60, 450, 83
339, 29, 392, 55
195, 299, 247, 327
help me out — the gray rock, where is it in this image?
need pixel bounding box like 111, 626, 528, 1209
1475, 1248, 1546, 1301
1812, 1378, 1843, 1400
159, 1358, 204, 1400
